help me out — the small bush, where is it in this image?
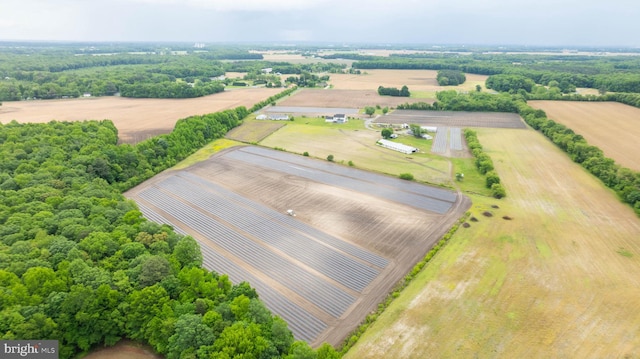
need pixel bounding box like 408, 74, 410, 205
491, 183, 506, 199
303, 151, 309, 157
399, 173, 414, 181
348, 160, 354, 167
485, 170, 500, 188
327, 154, 334, 162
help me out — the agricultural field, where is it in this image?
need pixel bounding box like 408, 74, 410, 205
125, 146, 469, 347
529, 101, 640, 171
0, 88, 281, 143
377, 109, 526, 129
225, 118, 287, 143
258, 118, 454, 185
345, 128, 640, 358
275, 89, 431, 109
328, 69, 488, 94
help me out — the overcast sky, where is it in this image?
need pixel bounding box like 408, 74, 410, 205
1, 0, 638, 47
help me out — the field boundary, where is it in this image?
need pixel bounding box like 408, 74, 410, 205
338, 213, 469, 354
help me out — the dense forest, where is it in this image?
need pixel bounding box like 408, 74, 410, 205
0, 84, 339, 358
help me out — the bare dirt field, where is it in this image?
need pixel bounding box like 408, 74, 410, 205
529, 100, 640, 171
328, 69, 488, 93
84, 340, 162, 359
377, 109, 526, 129
126, 146, 469, 348
0, 88, 282, 144
275, 89, 431, 109
346, 128, 640, 358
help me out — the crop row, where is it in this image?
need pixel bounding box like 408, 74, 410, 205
139, 187, 356, 318
137, 201, 328, 342
157, 175, 380, 292
226, 147, 456, 213
431, 126, 449, 153
450, 127, 463, 150
180, 171, 389, 268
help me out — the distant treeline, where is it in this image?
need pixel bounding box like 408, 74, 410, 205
353, 55, 640, 93
0, 49, 344, 101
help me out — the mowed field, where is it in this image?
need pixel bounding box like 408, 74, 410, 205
345, 128, 640, 358
529, 101, 640, 171
259, 119, 454, 185
125, 146, 469, 347
0, 88, 282, 143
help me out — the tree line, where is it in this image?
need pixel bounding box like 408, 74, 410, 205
378, 85, 410, 97
352, 54, 640, 93
464, 129, 506, 198
436, 70, 466, 86
0, 90, 341, 357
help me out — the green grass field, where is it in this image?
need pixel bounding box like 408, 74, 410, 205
259, 119, 456, 185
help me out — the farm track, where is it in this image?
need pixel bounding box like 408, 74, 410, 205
126, 146, 469, 347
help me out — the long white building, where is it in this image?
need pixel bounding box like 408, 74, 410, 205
376, 139, 418, 154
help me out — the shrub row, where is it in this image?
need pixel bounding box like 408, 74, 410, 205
248, 86, 298, 113
339, 214, 469, 355
464, 129, 506, 199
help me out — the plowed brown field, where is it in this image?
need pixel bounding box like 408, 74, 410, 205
329, 69, 488, 93
529, 101, 640, 171
276, 89, 432, 109
0, 88, 281, 143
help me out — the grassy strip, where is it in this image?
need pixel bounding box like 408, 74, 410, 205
338, 213, 470, 355
464, 129, 506, 198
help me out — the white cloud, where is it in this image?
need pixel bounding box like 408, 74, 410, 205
123, 0, 328, 12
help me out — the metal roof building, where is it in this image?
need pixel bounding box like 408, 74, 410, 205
376, 139, 418, 154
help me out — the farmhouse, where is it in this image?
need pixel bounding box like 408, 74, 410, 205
325, 114, 349, 124
334, 114, 347, 123
377, 139, 418, 154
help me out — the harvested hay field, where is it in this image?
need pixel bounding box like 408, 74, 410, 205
126, 146, 469, 347
529, 101, 640, 171
225, 118, 287, 143
346, 128, 640, 359
328, 69, 488, 93
377, 110, 526, 129
276, 89, 431, 109
0, 88, 282, 144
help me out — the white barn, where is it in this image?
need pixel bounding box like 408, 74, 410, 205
377, 139, 418, 154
